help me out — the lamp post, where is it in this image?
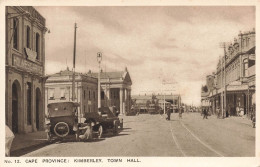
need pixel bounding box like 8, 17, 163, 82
97, 52, 102, 108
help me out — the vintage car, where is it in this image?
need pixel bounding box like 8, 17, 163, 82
45, 102, 80, 142
84, 107, 123, 137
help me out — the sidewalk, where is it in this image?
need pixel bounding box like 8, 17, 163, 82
10, 130, 48, 156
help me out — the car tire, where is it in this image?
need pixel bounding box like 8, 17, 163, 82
54, 122, 70, 138
98, 125, 103, 139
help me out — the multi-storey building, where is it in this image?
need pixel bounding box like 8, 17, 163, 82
88, 68, 132, 115
206, 29, 255, 118
45, 68, 98, 120
5, 6, 47, 133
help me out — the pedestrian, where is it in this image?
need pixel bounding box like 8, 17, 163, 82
166, 106, 171, 121
203, 107, 208, 119
251, 104, 256, 128
179, 107, 183, 119
216, 107, 220, 119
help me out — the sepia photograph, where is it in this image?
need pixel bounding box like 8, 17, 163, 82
1, 1, 259, 167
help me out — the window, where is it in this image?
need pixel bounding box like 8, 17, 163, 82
89, 90, 91, 99
36, 33, 40, 60
101, 91, 105, 100
49, 88, 55, 100
84, 90, 86, 99
26, 26, 30, 48
60, 88, 66, 100
13, 18, 19, 50
93, 91, 95, 100
243, 59, 248, 77
27, 82, 32, 125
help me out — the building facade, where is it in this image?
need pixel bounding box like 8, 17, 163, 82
88, 68, 132, 115
204, 29, 255, 118
45, 68, 98, 120
5, 6, 47, 133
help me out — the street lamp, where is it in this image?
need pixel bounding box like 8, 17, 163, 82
97, 52, 102, 108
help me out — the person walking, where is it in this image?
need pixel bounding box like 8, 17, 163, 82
166, 106, 171, 121
216, 107, 220, 119
203, 107, 208, 119
179, 107, 183, 119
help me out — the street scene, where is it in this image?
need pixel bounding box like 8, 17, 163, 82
5, 6, 256, 158
15, 113, 254, 157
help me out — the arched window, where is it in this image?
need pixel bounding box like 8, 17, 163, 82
13, 18, 19, 50
26, 26, 30, 48
36, 33, 40, 60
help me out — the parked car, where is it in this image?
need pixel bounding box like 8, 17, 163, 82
84, 107, 123, 137
45, 102, 81, 142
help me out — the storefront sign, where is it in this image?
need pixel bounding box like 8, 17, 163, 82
227, 84, 248, 91
13, 55, 43, 75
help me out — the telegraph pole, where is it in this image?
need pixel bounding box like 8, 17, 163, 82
72, 23, 77, 101
219, 42, 226, 118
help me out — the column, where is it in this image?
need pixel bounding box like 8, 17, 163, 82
120, 88, 123, 115
129, 89, 131, 113
124, 89, 127, 114
106, 88, 110, 106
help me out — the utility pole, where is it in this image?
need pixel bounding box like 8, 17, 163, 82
220, 42, 226, 118
162, 81, 177, 114
72, 23, 77, 101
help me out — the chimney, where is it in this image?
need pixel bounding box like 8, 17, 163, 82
88, 70, 91, 74
125, 67, 128, 72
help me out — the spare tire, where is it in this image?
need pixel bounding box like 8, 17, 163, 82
54, 122, 70, 138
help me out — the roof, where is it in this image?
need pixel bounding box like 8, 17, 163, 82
89, 71, 126, 79
47, 68, 83, 77
88, 70, 132, 85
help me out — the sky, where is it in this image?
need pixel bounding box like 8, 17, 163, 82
35, 6, 255, 106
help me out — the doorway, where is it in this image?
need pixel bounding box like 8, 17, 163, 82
12, 80, 21, 133
36, 88, 41, 130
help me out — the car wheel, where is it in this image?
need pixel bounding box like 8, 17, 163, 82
54, 122, 70, 138
98, 125, 103, 139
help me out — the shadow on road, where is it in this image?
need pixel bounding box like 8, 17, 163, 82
11, 142, 50, 157
103, 133, 129, 138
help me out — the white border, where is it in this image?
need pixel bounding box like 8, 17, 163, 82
0, 0, 259, 167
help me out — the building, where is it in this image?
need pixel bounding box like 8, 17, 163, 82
205, 29, 255, 118
88, 68, 132, 115
5, 6, 47, 133
45, 68, 98, 119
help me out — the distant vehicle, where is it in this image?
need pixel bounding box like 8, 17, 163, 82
147, 104, 159, 114
45, 102, 81, 142
84, 107, 123, 136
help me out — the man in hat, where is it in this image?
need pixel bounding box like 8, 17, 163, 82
166, 105, 171, 120
179, 106, 184, 119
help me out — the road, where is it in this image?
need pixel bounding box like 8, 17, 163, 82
22, 113, 255, 157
